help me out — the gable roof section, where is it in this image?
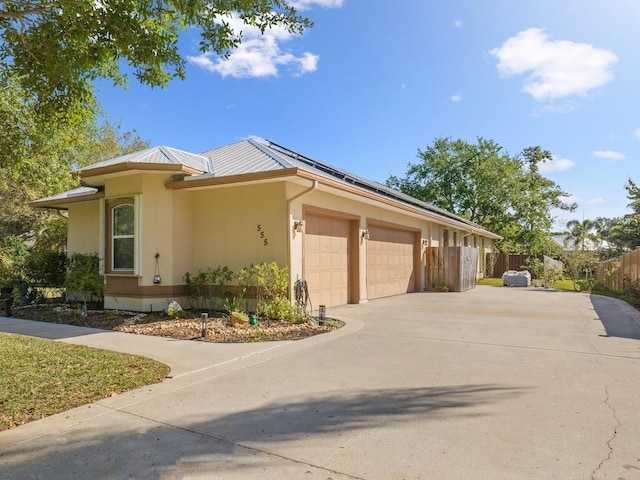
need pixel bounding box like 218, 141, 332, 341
80, 146, 211, 178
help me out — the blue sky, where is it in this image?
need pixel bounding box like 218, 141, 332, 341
96, 0, 640, 229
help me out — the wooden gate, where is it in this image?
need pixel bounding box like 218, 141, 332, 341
425, 247, 479, 292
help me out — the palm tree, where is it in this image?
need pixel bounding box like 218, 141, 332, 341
564, 219, 596, 251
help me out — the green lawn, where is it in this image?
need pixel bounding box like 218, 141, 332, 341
0, 333, 169, 431
477, 277, 578, 291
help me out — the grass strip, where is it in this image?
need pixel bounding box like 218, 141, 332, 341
0, 333, 169, 431
477, 277, 579, 291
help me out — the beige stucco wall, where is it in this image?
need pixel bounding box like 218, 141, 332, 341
98, 172, 195, 311
104, 174, 142, 197
191, 182, 288, 274
171, 190, 193, 284
287, 184, 495, 297
138, 173, 192, 286
67, 202, 101, 255
100, 172, 194, 287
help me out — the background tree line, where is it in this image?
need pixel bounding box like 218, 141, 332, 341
387, 137, 640, 261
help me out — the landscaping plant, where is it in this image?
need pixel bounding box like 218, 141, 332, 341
255, 262, 305, 323
64, 253, 103, 313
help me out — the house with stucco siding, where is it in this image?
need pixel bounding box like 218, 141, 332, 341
32, 138, 501, 312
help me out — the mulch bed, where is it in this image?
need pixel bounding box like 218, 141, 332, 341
8, 305, 343, 343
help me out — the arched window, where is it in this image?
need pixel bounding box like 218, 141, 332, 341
112, 204, 134, 270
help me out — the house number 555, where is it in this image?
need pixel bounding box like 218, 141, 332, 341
256, 225, 269, 246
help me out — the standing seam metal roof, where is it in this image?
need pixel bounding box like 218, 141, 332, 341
81, 146, 211, 173
199, 140, 292, 176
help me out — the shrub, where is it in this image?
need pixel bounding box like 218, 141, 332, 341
235, 265, 256, 311
254, 262, 305, 323
65, 253, 103, 308
260, 297, 306, 323
183, 270, 208, 310
0, 235, 28, 287
621, 275, 640, 303
208, 265, 234, 312
255, 262, 288, 302
561, 250, 598, 291
24, 249, 67, 288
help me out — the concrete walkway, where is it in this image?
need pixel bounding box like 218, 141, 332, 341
1, 287, 640, 479
0, 316, 361, 379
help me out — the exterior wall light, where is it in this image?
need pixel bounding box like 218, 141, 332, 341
362, 229, 370, 240
293, 220, 304, 233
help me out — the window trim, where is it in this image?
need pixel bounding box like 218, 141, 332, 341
112, 203, 135, 271
104, 196, 141, 276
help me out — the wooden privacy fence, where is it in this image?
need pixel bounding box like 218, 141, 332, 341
425, 246, 478, 292
485, 253, 563, 279
596, 247, 640, 290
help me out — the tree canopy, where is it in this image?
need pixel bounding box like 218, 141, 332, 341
387, 137, 574, 254
0, 73, 148, 284
604, 179, 640, 252
0, 0, 312, 116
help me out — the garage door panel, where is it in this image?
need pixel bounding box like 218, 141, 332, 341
304, 214, 350, 308
367, 225, 416, 299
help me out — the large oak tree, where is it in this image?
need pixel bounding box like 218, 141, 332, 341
387, 137, 574, 254
0, 0, 311, 117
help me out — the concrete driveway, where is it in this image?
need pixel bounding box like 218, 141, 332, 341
1, 286, 640, 479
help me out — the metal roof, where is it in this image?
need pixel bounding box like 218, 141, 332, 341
196, 138, 496, 236
81, 146, 211, 173
32, 186, 100, 204
200, 139, 291, 176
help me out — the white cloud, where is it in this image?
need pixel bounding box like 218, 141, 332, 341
453, 20, 462, 27
560, 195, 579, 206
450, 94, 462, 102
490, 28, 617, 101
539, 156, 575, 173
288, 0, 344, 9
634, 128, 640, 139
593, 150, 626, 160
187, 13, 319, 78
588, 197, 605, 205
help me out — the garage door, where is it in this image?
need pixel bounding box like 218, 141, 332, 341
367, 225, 416, 299
304, 214, 350, 308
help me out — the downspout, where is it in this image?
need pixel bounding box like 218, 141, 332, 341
286, 180, 318, 298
